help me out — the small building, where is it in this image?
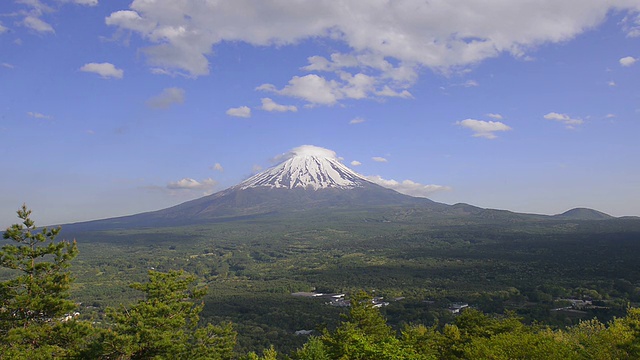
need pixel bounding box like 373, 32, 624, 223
448, 303, 469, 314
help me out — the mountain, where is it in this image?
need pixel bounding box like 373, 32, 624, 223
552, 207, 614, 220
236, 145, 368, 190
63, 146, 443, 231
60, 145, 618, 233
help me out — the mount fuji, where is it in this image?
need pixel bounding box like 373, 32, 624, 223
61, 145, 612, 231
64, 145, 446, 230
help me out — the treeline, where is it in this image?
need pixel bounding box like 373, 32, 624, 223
2, 206, 640, 359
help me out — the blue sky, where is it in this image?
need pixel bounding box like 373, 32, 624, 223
1, 0, 639, 226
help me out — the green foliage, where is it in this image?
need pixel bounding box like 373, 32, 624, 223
0, 205, 78, 331
0, 205, 92, 358
102, 269, 236, 359
244, 346, 278, 360
462, 329, 578, 359
291, 337, 331, 360
318, 292, 425, 359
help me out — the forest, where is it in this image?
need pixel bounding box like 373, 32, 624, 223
2, 205, 640, 359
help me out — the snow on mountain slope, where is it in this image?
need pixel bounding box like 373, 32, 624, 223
236, 145, 370, 190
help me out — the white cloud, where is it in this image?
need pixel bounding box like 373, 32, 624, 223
226, 106, 251, 118
68, 0, 99, 5
372, 156, 388, 163
349, 117, 365, 125
106, 10, 157, 34
167, 178, 217, 193
15, 0, 98, 36
105, 1, 639, 82
463, 79, 479, 87
79, 62, 124, 79
544, 112, 584, 128
0, 23, 7, 34
23, 16, 54, 33
260, 98, 297, 112
486, 113, 503, 120
350, 160, 362, 166
27, 112, 52, 119
366, 175, 451, 198
605, 113, 616, 119
2, 63, 14, 69
104, 1, 640, 107
622, 13, 640, 37
608, 80, 617, 87
620, 56, 637, 67
259, 71, 412, 106
258, 74, 341, 105
146, 87, 185, 109
211, 163, 224, 172
456, 119, 512, 139
375, 86, 413, 98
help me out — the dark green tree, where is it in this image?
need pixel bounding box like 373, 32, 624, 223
102, 269, 236, 359
0, 205, 89, 357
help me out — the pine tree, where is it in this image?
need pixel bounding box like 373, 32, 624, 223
0, 204, 84, 357
103, 269, 236, 359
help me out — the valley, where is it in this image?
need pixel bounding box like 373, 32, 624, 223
61, 210, 640, 354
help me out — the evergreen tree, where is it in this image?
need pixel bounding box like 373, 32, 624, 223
0, 205, 87, 357
102, 269, 236, 359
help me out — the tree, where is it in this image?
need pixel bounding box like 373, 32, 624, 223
319, 291, 418, 359
0, 205, 85, 357
103, 270, 236, 359
0, 204, 78, 330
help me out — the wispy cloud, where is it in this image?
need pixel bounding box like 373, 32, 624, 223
27, 112, 52, 120
463, 79, 479, 87
166, 178, 217, 193
456, 119, 512, 139
23, 16, 55, 33
372, 156, 388, 163
544, 112, 583, 129
366, 175, 451, 198
66, 0, 99, 6
80, 62, 124, 79
146, 87, 185, 109
350, 160, 362, 166
349, 117, 366, 125
486, 113, 503, 120
211, 163, 224, 172
226, 106, 251, 118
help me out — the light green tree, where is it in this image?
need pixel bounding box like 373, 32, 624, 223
102, 269, 236, 359
319, 291, 420, 359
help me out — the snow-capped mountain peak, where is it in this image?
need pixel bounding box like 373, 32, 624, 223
236, 145, 369, 190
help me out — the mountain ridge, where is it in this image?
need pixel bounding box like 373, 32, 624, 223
59, 145, 616, 232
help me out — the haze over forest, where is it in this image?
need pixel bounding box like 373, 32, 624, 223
1, 0, 640, 226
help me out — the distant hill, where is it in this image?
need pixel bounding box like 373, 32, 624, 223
552, 208, 614, 220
